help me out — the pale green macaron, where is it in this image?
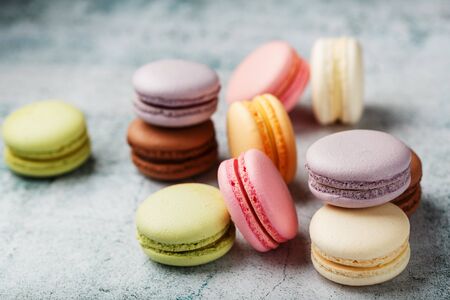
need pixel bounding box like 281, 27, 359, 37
136, 183, 235, 267
2, 100, 91, 177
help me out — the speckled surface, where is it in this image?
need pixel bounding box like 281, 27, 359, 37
0, 1, 449, 299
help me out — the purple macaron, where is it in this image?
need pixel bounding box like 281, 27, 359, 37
306, 130, 411, 208
132, 59, 220, 127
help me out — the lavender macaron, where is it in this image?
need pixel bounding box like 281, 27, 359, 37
132, 59, 220, 127
306, 130, 411, 208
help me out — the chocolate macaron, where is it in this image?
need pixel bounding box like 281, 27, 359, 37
127, 119, 218, 181
391, 150, 422, 216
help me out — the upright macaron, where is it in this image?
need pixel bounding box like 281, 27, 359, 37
306, 130, 411, 208
127, 119, 217, 181
132, 59, 220, 127
311, 37, 364, 124
310, 203, 410, 286
2, 100, 91, 177
218, 149, 298, 252
227, 94, 297, 183
227, 41, 310, 111
135, 183, 235, 266
392, 149, 422, 216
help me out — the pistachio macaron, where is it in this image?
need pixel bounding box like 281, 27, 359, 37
135, 183, 235, 266
2, 100, 91, 177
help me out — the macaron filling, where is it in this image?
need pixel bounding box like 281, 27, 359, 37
306, 164, 411, 200
279, 58, 310, 107
134, 97, 218, 118
311, 242, 410, 278
138, 223, 232, 252
7, 129, 89, 160
136, 85, 220, 108
312, 240, 409, 268
131, 139, 217, 164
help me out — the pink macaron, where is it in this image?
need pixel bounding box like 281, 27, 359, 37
132, 59, 220, 127
218, 149, 298, 252
226, 41, 309, 112
306, 130, 412, 208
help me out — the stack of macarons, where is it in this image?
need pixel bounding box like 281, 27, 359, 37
2, 100, 91, 177
305, 130, 419, 285
127, 59, 221, 181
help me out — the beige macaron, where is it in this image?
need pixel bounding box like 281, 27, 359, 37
311, 37, 364, 125
309, 203, 410, 286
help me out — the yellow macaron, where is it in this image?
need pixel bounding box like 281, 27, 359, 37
2, 100, 91, 177
227, 94, 297, 183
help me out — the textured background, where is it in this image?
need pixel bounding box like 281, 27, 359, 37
0, 0, 449, 299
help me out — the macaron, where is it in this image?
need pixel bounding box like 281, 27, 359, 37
392, 149, 422, 216
227, 41, 310, 111
311, 37, 364, 124
218, 149, 298, 252
127, 119, 217, 181
132, 59, 220, 127
227, 94, 297, 183
2, 100, 91, 177
135, 183, 235, 266
310, 203, 410, 286
306, 130, 411, 208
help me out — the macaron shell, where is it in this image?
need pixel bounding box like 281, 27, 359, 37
217, 158, 277, 252
2, 100, 87, 155
309, 203, 409, 261
311, 39, 340, 124
132, 59, 220, 101
135, 184, 230, 246
309, 176, 410, 208
306, 130, 411, 182
311, 243, 410, 286
261, 94, 297, 183
4, 139, 91, 177
242, 149, 298, 240
227, 41, 307, 111
341, 38, 364, 124
281, 58, 310, 112
227, 101, 266, 158
227, 41, 293, 102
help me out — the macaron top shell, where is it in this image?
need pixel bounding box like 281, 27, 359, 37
243, 149, 298, 240
136, 184, 230, 245
132, 59, 220, 103
227, 41, 297, 104
310, 203, 409, 261
306, 130, 411, 182
127, 119, 215, 153
2, 100, 86, 154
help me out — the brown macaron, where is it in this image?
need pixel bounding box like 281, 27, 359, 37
391, 150, 422, 216
127, 119, 218, 181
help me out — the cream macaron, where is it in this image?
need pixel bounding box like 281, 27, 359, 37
309, 203, 410, 286
311, 37, 364, 124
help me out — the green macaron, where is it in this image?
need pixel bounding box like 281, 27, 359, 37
2, 100, 91, 177
135, 183, 235, 266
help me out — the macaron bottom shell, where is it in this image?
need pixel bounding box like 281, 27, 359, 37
4, 140, 91, 177
311, 243, 410, 286
140, 224, 235, 267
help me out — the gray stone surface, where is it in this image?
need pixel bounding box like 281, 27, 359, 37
0, 0, 449, 299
